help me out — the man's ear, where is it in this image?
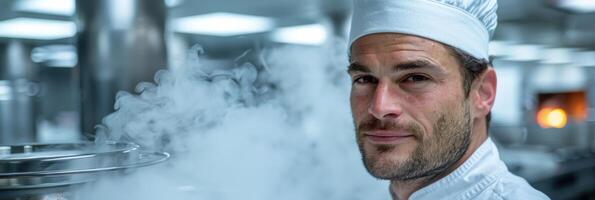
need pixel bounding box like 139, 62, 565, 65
473, 68, 497, 119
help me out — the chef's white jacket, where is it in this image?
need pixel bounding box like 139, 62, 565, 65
408, 138, 550, 200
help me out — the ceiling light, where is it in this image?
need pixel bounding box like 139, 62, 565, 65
271, 24, 328, 46
31, 45, 77, 68
555, 0, 595, 13
575, 51, 595, 67
14, 0, 75, 16
502, 44, 545, 62
0, 18, 76, 40
165, 0, 184, 7
173, 12, 274, 37
488, 40, 515, 57
0, 82, 12, 101
540, 48, 578, 65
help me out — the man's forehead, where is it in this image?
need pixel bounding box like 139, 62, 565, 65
351, 33, 449, 56
348, 33, 461, 76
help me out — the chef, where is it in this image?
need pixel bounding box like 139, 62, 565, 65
346, 0, 550, 199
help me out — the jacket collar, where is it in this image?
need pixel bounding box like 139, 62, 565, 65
409, 138, 507, 200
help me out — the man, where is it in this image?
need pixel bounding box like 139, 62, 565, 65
347, 0, 549, 199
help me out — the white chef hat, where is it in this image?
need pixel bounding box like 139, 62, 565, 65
349, 0, 498, 60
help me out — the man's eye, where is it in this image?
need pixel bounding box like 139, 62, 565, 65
353, 75, 377, 85
403, 75, 430, 83
400, 74, 432, 90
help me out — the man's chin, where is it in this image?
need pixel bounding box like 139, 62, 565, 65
364, 158, 404, 180
362, 149, 413, 180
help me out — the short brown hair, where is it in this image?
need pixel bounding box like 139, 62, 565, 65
448, 47, 492, 129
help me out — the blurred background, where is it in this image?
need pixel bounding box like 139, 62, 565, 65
0, 0, 594, 199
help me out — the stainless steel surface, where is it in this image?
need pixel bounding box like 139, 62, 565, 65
0, 151, 169, 178
0, 174, 93, 190
0, 80, 38, 145
0, 41, 40, 145
0, 151, 168, 200
0, 41, 38, 80
0, 142, 138, 161
0, 185, 76, 200
0, 142, 169, 178
76, 0, 168, 136
0, 142, 169, 199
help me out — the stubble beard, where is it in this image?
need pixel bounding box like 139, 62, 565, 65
356, 103, 472, 181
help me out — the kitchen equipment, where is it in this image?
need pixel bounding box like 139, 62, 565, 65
0, 79, 39, 144
0, 141, 169, 199
525, 91, 590, 152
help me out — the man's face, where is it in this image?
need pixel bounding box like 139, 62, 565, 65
348, 33, 472, 181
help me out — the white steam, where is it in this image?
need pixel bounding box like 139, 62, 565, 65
79, 42, 388, 200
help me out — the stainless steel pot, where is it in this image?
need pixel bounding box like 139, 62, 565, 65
0, 142, 169, 200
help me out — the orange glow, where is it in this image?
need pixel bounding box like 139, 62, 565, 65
537, 108, 568, 129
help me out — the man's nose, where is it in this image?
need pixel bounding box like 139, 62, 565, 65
368, 81, 402, 119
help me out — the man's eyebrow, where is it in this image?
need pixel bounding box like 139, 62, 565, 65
393, 60, 445, 74
347, 60, 445, 74
347, 62, 370, 73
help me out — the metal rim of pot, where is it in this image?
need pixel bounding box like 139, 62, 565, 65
0, 142, 169, 191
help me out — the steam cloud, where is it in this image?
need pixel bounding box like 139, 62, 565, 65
78, 42, 388, 200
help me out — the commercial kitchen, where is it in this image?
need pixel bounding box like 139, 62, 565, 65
1, 0, 595, 199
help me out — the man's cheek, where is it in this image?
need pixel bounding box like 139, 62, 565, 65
350, 97, 370, 117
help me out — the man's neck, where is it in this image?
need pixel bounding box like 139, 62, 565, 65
389, 121, 488, 200
389, 176, 435, 200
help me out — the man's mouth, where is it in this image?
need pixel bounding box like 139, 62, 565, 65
363, 130, 415, 144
